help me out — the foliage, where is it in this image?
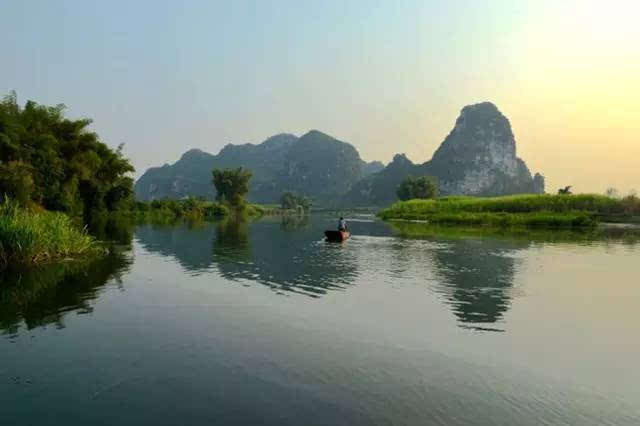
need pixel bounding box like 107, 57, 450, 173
136, 198, 230, 223
558, 186, 572, 195
0, 92, 134, 222
134, 198, 278, 224
396, 176, 438, 201
378, 194, 640, 227
280, 191, 312, 211
212, 167, 252, 208
0, 198, 103, 266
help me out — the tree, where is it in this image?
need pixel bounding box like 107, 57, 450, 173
212, 167, 252, 208
280, 191, 311, 211
558, 186, 572, 195
0, 92, 135, 221
396, 176, 438, 201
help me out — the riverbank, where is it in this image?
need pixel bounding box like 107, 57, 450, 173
378, 194, 640, 227
134, 199, 287, 224
0, 200, 104, 267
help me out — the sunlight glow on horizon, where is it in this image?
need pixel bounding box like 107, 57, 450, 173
1, 0, 638, 194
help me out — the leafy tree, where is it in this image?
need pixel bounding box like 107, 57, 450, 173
558, 186, 572, 195
0, 92, 134, 222
212, 167, 252, 207
280, 191, 311, 211
396, 176, 438, 201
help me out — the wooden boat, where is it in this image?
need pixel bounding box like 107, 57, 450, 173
324, 230, 350, 242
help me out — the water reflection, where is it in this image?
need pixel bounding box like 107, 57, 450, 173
430, 238, 525, 332
213, 217, 358, 297
135, 222, 217, 272
135, 217, 640, 331
0, 252, 132, 336
390, 222, 640, 332
136, 217, 359, 297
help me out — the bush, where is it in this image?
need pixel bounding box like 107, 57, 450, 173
396, 176, 438, 201
280, 191, 312, 211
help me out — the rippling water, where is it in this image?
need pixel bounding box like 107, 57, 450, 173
1, 215, 639, 425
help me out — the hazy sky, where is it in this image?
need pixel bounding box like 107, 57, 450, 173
2, 0, 638, 193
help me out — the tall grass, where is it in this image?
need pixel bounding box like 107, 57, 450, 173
378, 194, 640, 227
0, 199, 102, 266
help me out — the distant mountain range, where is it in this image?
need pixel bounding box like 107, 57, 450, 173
135, 102, 544, 206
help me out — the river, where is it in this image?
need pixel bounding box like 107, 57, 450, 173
1, 214, 639, 425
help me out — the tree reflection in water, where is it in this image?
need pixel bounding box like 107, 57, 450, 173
211, 217, 358, 297
135, 217, 640, 332
0, 251, 133, 337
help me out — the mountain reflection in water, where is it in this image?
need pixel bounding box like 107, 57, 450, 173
3, 216, 640, 425
135, 216, 640, 333
5, 216, 636, 338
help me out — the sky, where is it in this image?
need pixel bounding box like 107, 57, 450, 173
1, 0, 638, 193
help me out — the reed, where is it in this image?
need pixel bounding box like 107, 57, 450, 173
0, 199, 102, 266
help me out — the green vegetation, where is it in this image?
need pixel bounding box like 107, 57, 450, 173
212, 167, 252, 208
0, 198, 103, 266
379, 194, 640, 227
134, 197, 280, 224
280, 191, 312, 211
558, 185, 573, 195
396, 176, 438, 201
0, 92, 134, 222
136, 198, 228, 223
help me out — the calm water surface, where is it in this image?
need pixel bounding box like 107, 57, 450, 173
1, 215, 639, 425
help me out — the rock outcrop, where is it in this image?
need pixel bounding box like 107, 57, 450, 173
136, 102, 544, 206
343, 102, 544, 205
344, 154, 417, 206
421, 102, 541, 196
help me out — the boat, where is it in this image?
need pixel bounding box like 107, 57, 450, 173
324, 230, 350, 242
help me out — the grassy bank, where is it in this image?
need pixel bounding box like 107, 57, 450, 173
378, 194, 640, 228
0, 200, 103, 266
135, 198, 285, 224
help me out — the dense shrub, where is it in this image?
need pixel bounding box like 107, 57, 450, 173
396, 176, 438, 201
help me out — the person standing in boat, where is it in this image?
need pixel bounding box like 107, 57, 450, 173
338, 217, 347, 232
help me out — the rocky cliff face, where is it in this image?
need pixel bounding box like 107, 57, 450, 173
136, 102, 544, 205
421, 102, 541, 195
343, 102, 545, 205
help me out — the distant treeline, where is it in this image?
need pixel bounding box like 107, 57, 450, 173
0, 92, 134, 223
135, 198, 276, 223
